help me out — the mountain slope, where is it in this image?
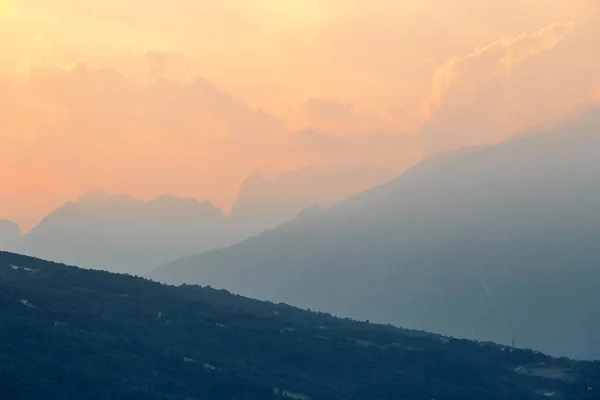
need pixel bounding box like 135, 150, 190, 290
15, 190, 230, 275
13, 165, 394, 276
1, 251, 599, 400
0, 220, 19, 251
230, 165, 396, 232
150, 108, 600, 360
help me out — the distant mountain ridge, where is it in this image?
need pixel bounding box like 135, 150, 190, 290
14, 190, 230, 275
9, 165, 394, 275
150, 108, 600, 360
229, 165, 396, 232
0, 219, 20, 251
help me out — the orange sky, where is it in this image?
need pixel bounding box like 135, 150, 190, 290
1, 0, 600, 230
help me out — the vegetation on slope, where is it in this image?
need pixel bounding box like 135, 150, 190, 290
1, 251, 598, 400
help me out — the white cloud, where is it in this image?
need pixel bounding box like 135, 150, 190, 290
418, 21, 600, 155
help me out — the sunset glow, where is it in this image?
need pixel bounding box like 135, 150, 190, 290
1, 0, 600, 230
0, 0, 14, 16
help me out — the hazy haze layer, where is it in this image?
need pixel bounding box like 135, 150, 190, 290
151, 109, 600, 360
1, 0, 600, 230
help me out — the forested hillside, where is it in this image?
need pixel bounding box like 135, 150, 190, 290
1, 252, 599, 400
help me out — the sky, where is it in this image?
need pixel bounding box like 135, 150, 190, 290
1, 0, 599, 230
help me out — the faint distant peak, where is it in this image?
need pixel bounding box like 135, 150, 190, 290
230, 164, 398, 221
25, 201, 80, 235
0, 219, 20, 250
0, 219, 19, 227
0, 219, 20, 235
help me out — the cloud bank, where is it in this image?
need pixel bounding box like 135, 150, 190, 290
1, 0, 600, 228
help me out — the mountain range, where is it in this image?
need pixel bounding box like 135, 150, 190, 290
1, 251, 599, 399
0, 220, 20, 250
230, 165, 397, 232
150, 108, 600, 360
5, 165, 394, 275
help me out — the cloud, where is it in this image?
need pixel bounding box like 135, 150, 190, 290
104, 50, 196, 84
417, 21, 600, 155
425, 22, 574, 118
0, 63, 289, 223
0, 0, 14, 17
304, 98, 355, 121
1, 60, 421, 228
299, 98, 373, 135
3, 0, 600, 228
295, 97, 416, 137
23, 62, 284, 149
293, 130, 419, 168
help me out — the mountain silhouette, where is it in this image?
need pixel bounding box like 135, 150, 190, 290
150, 108, 600, 360
229, 164, 396, 233
14, 166, 392, 275
2, 251, 599, 400
0, 219, 20, 251
15, 190, 229, 275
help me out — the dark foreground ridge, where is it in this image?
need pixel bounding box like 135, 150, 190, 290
1, 252, 598, 400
